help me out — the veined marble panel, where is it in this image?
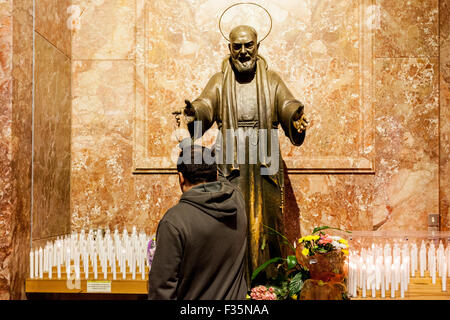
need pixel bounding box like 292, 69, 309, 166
71, 59, 183, 234
71, 0, 135, 60
10, 0, 33, 300
33, 34, 72, 240
71, 60, 135, 230
35, 0, 72, 57
290, 174, 373, 237
374, 0, 438, 58
440, 0, 450, 230
133, 174, 180, 235
372, 58, 439, 231
0, 0, 13, 300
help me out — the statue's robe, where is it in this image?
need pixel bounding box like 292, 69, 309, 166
190, 55, 306, 282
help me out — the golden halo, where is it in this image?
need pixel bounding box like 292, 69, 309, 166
219, 2, 272, 43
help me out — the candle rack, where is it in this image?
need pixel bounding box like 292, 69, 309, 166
344, 231, 450, 300
27, 227, 153, 295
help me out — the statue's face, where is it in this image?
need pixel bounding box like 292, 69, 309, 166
229, 26, 259, 73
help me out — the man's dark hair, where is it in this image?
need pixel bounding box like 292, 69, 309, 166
177, 144, 217, 185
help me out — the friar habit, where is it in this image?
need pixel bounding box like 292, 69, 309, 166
189, 54, 306, 281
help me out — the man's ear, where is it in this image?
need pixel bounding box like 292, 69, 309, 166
178, 172, 184, 186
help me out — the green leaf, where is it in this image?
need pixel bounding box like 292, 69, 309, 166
263, 225, 296, 254
289, 272, 304, 296
312, 226, 352, 234
251, 257, 284, 281
286, 255, 297, 270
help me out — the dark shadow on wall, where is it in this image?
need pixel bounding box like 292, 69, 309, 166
282, 160, 301, 256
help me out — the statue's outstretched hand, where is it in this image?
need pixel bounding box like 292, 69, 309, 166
183, 99, 196, 124
172, 100, 196, 128
293, 111, 309, 133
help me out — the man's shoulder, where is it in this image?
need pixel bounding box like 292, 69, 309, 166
159, 201, 197, 226
160, 202, 185, 221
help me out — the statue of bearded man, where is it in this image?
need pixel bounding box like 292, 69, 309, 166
183, 25, 309, 283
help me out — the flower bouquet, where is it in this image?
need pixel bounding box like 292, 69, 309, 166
295, 226, 350, 300
248, 225, 350, 300
297, 232, 348, 282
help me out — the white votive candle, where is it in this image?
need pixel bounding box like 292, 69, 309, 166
353, 262, 358, 297
39, 248, 43, 279
122, 249, 126, 280
395, 263, 400, 291
385, 262, 390, 291
431, 255, 436, 284
400, 265, 405, 298
93, 252, 98, 280
362, 264, 367, 298
43, 247, 48, 273
84, 255, 89, 280
390, 264, 395, 298
75, 265, 80, 280
358, 257, 363, 287
65, 256, 70, 279
57, 255, 61, 279
132, 255, 136, 280
420, 242, 426, 277
34, 249, 38, 278
375, 263, 381, 290
112, 257, 116, 280
30, 251, 34, 279
49, 246, 53, 271
48, 256, 52, 280
348, 263, 354, 297
371, 268, 376, 298
443, 262, 447, 292
404, 256, 410, 286
103, 260, 107, 280
141, 255, 145, 280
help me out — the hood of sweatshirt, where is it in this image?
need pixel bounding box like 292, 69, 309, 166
179, 180, 240, 219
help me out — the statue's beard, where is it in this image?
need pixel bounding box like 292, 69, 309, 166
231, 56, 257, 73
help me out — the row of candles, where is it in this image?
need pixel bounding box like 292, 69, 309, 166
29, 227, 152, 280
348, 240, 449, 298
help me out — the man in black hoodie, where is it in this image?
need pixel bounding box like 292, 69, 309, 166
148, 144, 248, 300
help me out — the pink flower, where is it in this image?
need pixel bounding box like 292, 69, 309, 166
319, 237, 332, 245
250, 285, 277, 300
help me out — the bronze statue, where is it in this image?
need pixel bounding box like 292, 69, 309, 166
180, 24, 309, 282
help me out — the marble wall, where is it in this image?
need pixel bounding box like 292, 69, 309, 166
71, 0, 180, 234
0, 0, 72, 299
0, 0, 33, 300
440, 0, 450, 231
10, 0, 33, 300
32, 0, 72, 241
0, 0, 14, 300
69, 0, 448, 240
